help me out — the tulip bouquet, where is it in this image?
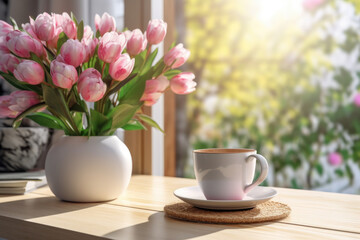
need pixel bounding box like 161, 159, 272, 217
0, 12, 196, 136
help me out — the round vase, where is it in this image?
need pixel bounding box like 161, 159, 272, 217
45, 135, 132, 202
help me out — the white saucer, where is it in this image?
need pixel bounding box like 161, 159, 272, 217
174, 186, 277, 210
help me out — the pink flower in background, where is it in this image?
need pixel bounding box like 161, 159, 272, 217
8, 91, 40, 117
50, 60, 78, 89
0, 20, 13, 36
146, 19, 167, 45
6, 30, 45, 58
0, 95, 16, 118
32, 12, 56, 41
13, 60, 44, 85
164, 43, 190, 68
303, 0, 326, 11
140, 76, 169, 106
109, 53, 135, 81
78, 68, 106, 102
60, 39, 85, 67
98, 31, 126, 63
353, 93, 360, 107
0, 54, 20, 73
170, 72, 196, 95
95, 12, 116, 36
328, 152, 342, 166
82, 37, 98, 63
127, 29, 147, 57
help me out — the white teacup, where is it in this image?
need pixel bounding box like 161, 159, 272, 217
193, 148, 269, 200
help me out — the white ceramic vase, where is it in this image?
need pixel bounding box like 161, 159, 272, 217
45, 135, 132, 202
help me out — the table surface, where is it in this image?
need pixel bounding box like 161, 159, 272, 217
0, 175, 359, 240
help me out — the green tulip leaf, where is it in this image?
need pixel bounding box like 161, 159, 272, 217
122, 119, 147, 131
26, 112, 65, 130
77, 21, 84, 40
138, 114, 164, 133
0, 72, 42, 95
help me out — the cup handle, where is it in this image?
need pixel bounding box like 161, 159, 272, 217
244, 154, 269, 194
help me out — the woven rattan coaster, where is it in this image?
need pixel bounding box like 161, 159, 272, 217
164, 201, 291, 224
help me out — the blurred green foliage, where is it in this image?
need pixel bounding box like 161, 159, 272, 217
183, 0, 360, 192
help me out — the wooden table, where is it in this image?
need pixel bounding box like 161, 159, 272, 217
0, 175, 359, 240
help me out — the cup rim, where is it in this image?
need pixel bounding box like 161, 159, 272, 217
193, 148, 256, 154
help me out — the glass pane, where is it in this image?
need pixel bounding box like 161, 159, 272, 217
176, 0, 360, 194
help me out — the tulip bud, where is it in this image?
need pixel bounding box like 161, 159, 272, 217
0, 20, 13, 36
127, 29, 147, 57
46, 27, 62, 49
328, 152, 342, 166
60, 39, 85, 67
6, 30, 45, 58
95, 12, 116, 36
82, 37, 98, 63
0, 95, 17, 118
0, 36, 10, 54
170, 72, 196, 95
13, 60, 44, 85
61, 12, 77, 39
78, 68, 106, 102
109, 54, 134, 81
140, 76, 169, 106
33, 12, 56, 41
83, 25, 94, 40
0, 54, 20, 73
50, 60, 78, 89
98, 31, 126, 63
146, 19, 167, 45
8, 91, 40, 117
22, 22, 40, 40
164, 44, 190, 69
123, 30, 132, 41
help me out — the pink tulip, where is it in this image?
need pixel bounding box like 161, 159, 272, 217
60, 39, 85, 67
109, 53, 134, 81
354, 93, 360, 107
0, 95, 17, 118
146, 19, 167, 45
98, 31, 126, 63
303, 0, 326, 11
82, 37, 98, 63
0, 36, 9, 54
0, 20, 13, 36
123, 30, 132, 41
170, 72, 196, 95
32, 12, 56, 41
0, 54, 20, 73
22, 22, 40, 40
127, 29, 147, 57
328, 152, 342, 166
5, 91, 40, 117
83, 25, 94, 40
6, 30, 45, 58
46, 27, 62, 49
164, 44, 190, 68
140, 76, 169, 106
61, 13, 77, 39
95, 12, 116, 36
50, 60, 78, 89
78, 68, 106, 102
13, 60, 44, 85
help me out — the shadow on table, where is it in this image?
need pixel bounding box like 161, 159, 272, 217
104, 211, 272, 240
0, 195, 102, 219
